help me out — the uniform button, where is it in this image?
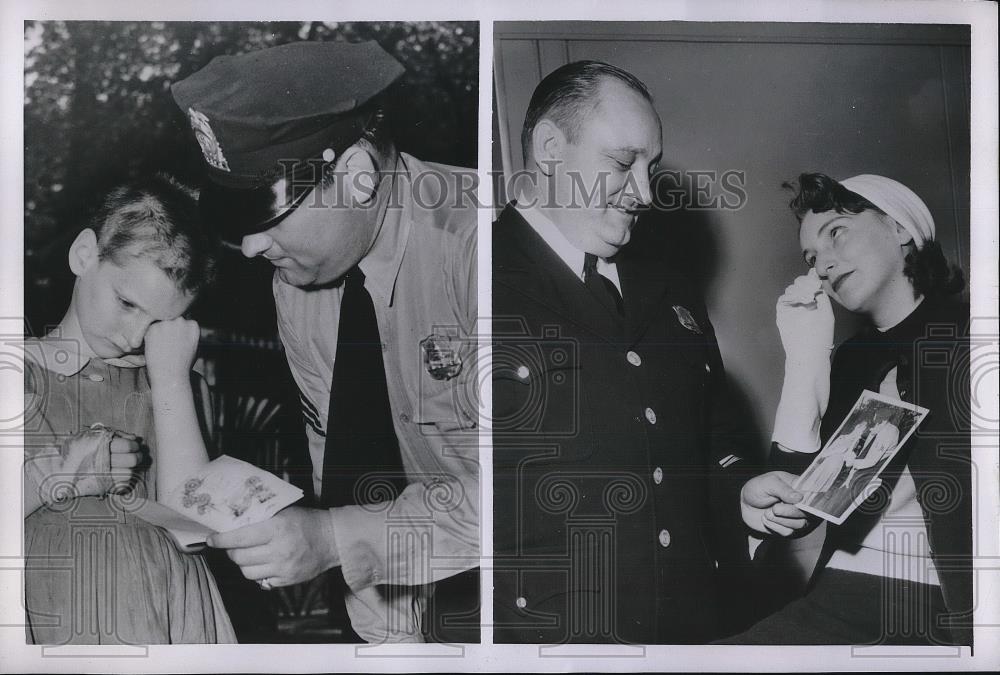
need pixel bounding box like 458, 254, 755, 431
626, 351, 642, 367
658, 529, 672, 548
381, 342, 389, 353
516, 365, 530, 380
87, 373, 105, 383
398, 413, 410, 423
644, 407, 657, 425
704, 363, 711, 374
652, 467, 663, 484
515, 596, 527, 609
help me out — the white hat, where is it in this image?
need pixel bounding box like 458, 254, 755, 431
839, 174, 935, 248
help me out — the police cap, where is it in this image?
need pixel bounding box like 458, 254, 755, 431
171, 40, 404, 245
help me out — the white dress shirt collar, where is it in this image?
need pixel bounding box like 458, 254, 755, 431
515, 201, 622, 294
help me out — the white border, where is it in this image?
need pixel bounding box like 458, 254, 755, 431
2, 0, 997, 672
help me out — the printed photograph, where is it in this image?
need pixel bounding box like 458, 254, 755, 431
795, 390, 929, 525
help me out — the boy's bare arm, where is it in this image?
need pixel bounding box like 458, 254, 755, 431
145, 318, 211, 500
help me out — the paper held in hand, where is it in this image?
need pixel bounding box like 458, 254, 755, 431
124, 455, 304, 552
792, 390, 929, 526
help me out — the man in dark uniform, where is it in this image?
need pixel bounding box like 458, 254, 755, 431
492, 60, 752, 644
172, 41, 479, 643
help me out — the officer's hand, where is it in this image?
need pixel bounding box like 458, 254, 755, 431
776, 269, 834, 366
144, 318, 200, 388
741, 471, 811, 537
207, 506, 340, 588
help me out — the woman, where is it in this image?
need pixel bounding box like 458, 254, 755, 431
23, 174, 236, 644
733, 173, 970, 645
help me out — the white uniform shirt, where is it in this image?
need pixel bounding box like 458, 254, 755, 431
515, 201, 623, 294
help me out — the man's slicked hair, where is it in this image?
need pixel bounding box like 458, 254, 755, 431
520, 60, 653, 163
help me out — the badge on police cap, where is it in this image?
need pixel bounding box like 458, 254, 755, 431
420, 334, 463, 381
171, 41, 406, 244
672, 305, 703, 334
187, 108, 230, 172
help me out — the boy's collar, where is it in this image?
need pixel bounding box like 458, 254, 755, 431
25, 337, 145, 376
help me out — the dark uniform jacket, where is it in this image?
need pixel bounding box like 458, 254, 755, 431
770, 297, 972, 646
492, 204, 752, 644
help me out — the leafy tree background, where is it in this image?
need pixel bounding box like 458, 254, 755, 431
24, 21, 479, 337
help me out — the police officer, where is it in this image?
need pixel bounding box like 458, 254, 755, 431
172, 40, 479, 643
492, 60, 752, 644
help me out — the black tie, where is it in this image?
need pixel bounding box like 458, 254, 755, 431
321, 268, 406, 508
583, 253, 624, 317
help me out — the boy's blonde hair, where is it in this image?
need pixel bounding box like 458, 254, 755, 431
90, 173, 216, 296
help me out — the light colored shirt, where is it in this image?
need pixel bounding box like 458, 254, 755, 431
274, 153, 479, 642
515, 201, 623, 295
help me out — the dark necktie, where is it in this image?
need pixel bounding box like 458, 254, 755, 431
583, 253, 624, 317
321, 268, 406, 508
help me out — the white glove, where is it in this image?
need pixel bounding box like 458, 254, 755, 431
776, 268, 834, 365
772, 269, 834, 453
